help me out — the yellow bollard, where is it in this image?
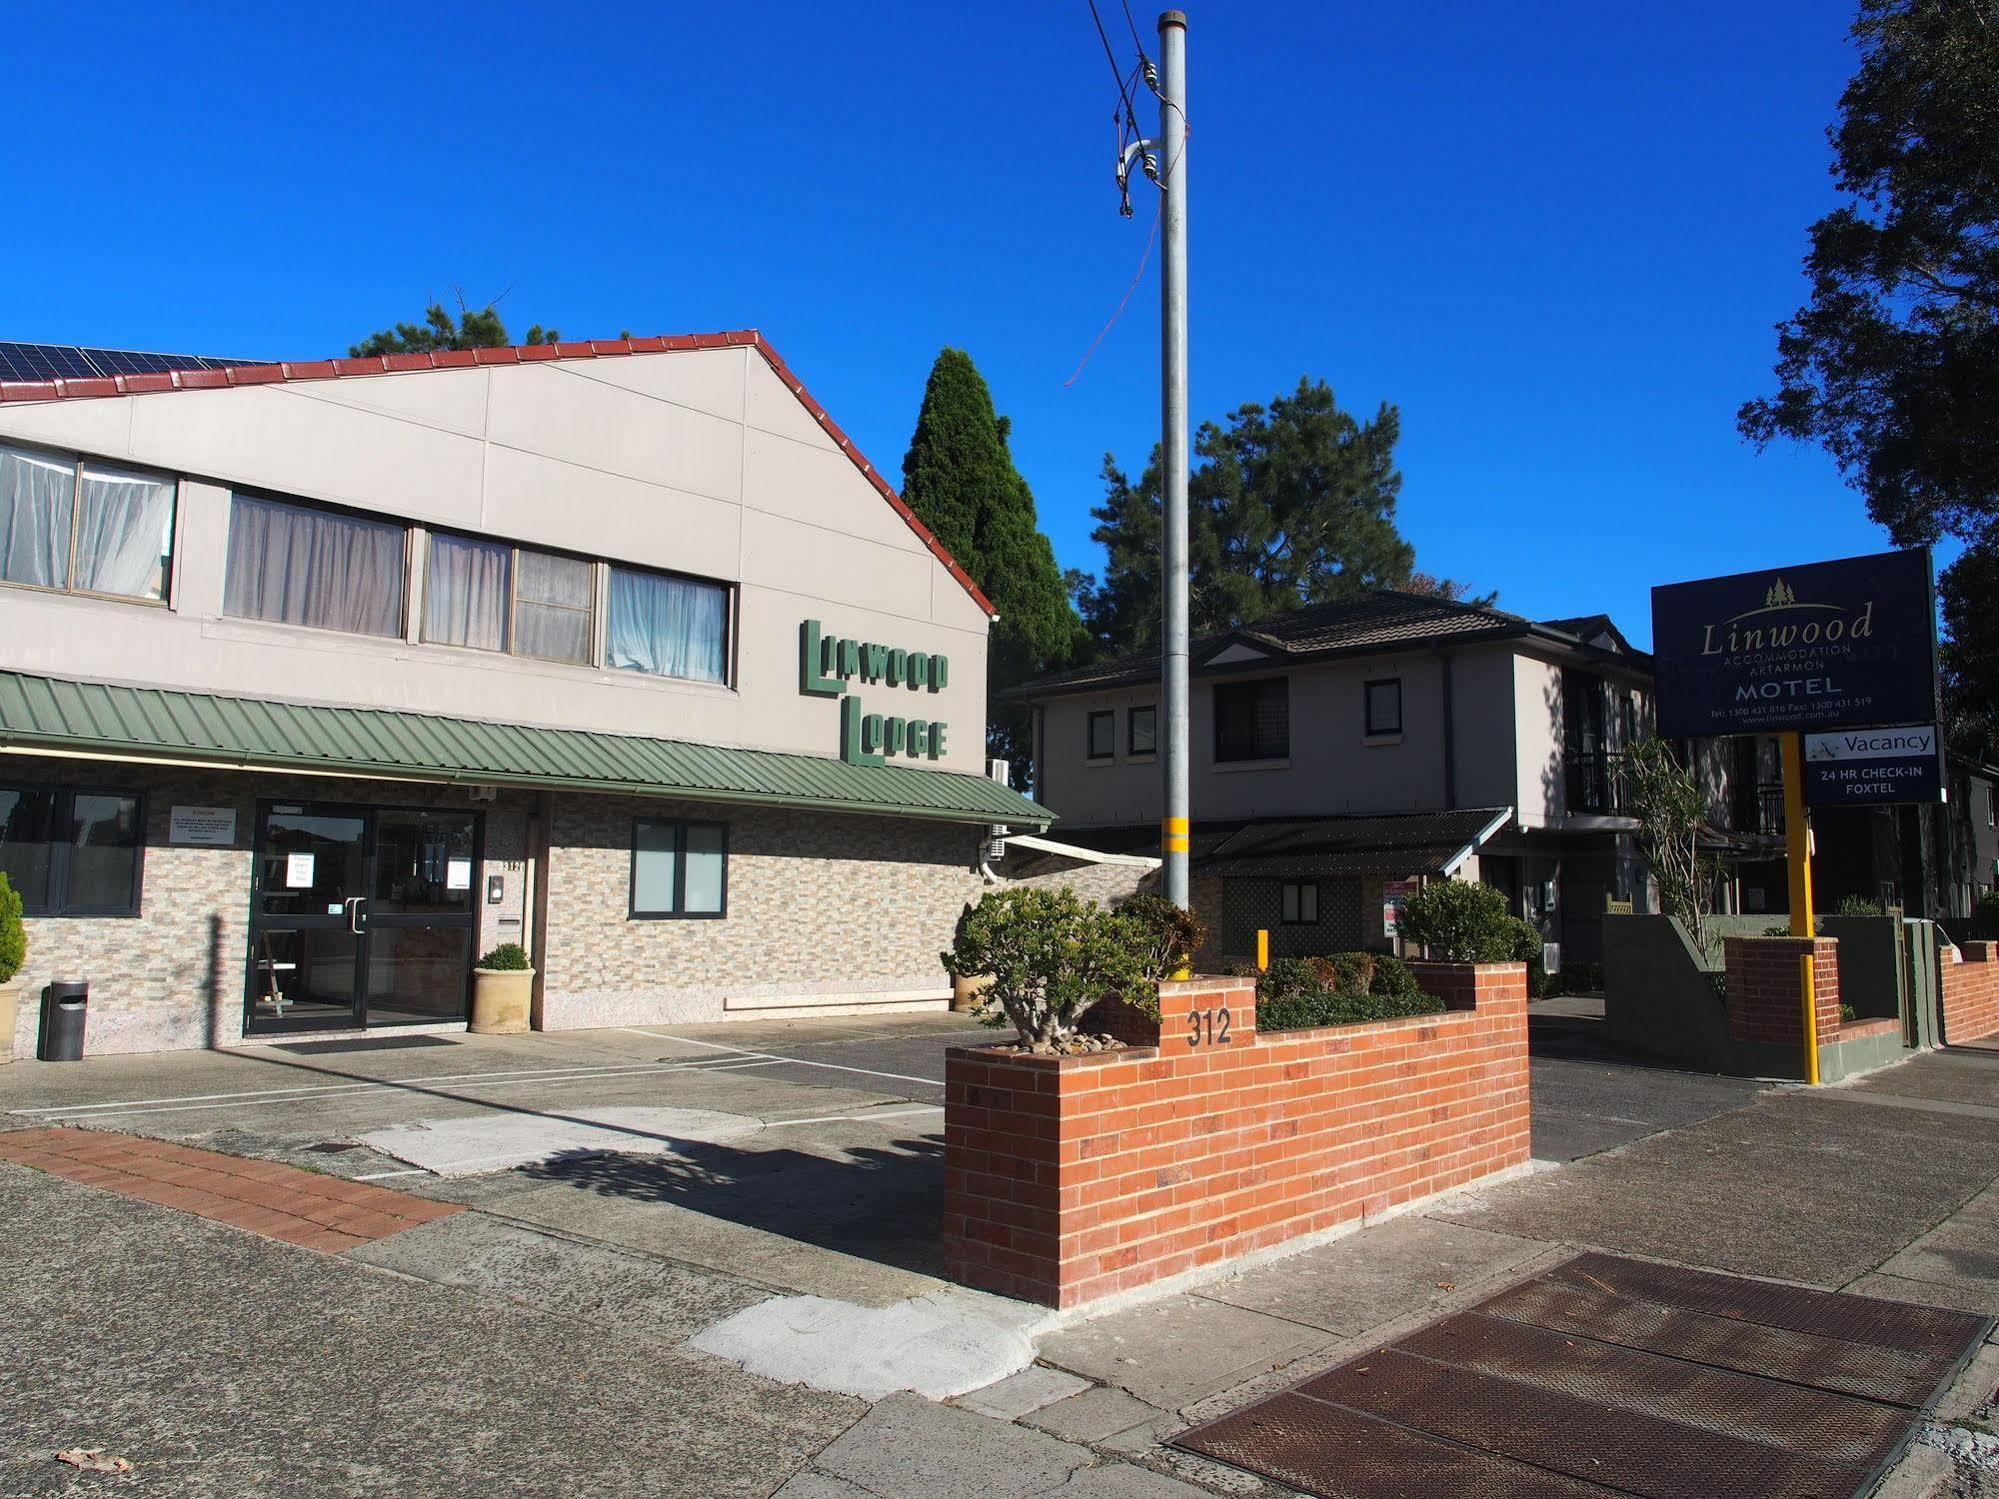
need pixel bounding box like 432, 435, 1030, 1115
1256, 928, 1269, 974
1799, 951, 1821, 1086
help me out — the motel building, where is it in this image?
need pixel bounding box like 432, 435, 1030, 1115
0, 334, 1048, 1057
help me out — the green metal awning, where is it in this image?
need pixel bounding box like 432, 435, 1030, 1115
0, 670, 1052, 829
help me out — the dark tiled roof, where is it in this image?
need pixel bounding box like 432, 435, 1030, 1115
0, 330, 996, 619
1048, 807, 1512, 878
1012, 591, 1536, 698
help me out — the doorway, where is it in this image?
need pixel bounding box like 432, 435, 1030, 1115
246, 801, 481, 1035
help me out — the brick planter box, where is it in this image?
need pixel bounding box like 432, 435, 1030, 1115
1942, 940, 1999, 1044
942, 964, 1530, 1311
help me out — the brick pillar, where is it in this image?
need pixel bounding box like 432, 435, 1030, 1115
1724, 937, 1840, 1047
1407, 961, 1530, 1013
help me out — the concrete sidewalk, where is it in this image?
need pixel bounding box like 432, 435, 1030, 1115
2, 1024, 1995, 1496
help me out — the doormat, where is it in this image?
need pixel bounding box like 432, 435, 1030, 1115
1173, 1250, 1992, 1499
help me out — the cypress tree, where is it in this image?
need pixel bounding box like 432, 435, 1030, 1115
901, 349, 1086, 781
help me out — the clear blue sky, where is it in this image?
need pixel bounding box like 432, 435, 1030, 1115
8, 1, 1905, 647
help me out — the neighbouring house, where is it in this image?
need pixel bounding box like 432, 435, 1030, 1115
1003, 591, 1654, 965
0, 333, 1048, 1055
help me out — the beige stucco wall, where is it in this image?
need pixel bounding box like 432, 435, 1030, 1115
0, 349, 990, 775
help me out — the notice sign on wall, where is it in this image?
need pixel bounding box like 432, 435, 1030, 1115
168, 806, 237, 845
1651, 549, 1937, 738
1804, 724, 1943, 807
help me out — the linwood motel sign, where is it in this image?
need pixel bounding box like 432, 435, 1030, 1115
798, 619, 951, 767
1650, 548, 1939, 748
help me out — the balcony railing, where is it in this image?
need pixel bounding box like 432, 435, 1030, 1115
1566, 750, 1627, 815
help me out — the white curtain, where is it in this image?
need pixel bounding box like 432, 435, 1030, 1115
224, 494, 406, 637
75, 464, 174, 599
514, 549, 593, 664
0, 444, 75, 588
423, 533, 511, 651
606, 567, 727, 683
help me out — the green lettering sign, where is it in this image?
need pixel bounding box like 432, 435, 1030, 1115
840, 695, 884, 767
799, 620, 843, 697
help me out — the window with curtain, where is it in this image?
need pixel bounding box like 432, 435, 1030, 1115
0, 443, 175, 601
224, 494, 406, 638
1214, 677, 1290, 762
423, 535, 595, 664
606, 566, 729, 684
630, 818, 728, 918
0, 784, 144, 916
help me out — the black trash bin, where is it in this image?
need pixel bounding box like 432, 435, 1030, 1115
38, 980, 87, 1062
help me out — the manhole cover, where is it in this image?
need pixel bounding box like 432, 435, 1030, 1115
1174, 1251, 1991, 1498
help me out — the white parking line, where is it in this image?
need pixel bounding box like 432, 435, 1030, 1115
764, 1105, 943, 1127
16, 1057, 788, 1122
351, 1168, 431, 1181
658, 1034, 944, 1089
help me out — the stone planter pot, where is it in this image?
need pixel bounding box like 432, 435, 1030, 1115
0, 977, 20, 1063
470, 967, 534, 1035
950, 974, 993, 1014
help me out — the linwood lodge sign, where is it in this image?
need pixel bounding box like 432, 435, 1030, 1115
799, 619, 950, 766
1651, 549, 1938, 739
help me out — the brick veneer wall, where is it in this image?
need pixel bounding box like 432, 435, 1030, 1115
1724, 936, 1841, 1049
1941, 940, 1999, 1044
943, 964, 1531, 1310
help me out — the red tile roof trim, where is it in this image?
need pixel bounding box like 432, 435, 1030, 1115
0, 329, 998, 619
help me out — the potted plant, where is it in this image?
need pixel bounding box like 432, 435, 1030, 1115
470, 942, 534, 1035
0, 872, 26, 1063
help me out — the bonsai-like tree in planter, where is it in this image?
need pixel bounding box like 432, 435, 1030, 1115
0, 872, 27, 1062
942, 887, 1154, 1051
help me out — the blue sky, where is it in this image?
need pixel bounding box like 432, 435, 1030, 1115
7, 2, 1900, 647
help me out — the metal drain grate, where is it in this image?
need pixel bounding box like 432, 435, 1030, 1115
1174, 1252, 1993, 1499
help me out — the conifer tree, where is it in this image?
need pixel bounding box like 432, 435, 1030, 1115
901, 350, 1087, 781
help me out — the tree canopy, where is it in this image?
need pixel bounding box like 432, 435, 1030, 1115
349, 301, 558, 358
1076, 377, 1479, 657
1738, 0, 1999, 752
900, 349, 1087, 776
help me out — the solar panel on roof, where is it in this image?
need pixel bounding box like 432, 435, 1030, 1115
0, 341, 267, 383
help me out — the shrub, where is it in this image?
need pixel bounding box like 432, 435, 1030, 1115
1501, 916, 1548, 993
1369, 954, 1423, 1000
1114, 893, 1205, 981
1547, 960, 1604, 995
1833, 895, 1891, 917
1257, 957, 1318, 1005
942, 887, 1151, 1046
1970, 890, 1999, 940
1399, 880, 1513, 962
1257, 987, 1445, 1032
0, 872, 23, 984
477, 942, 532, 971
1328, 950, 1375, 994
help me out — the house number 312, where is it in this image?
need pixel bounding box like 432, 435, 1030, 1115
1186, 1006, 1232, 1047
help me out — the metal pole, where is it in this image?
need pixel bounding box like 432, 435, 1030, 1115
1780, 731, 1820, 1081
1158, 9, 1190, 912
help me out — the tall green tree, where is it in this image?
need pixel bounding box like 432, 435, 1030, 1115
350, 299, 559, 357
1079, 378, 1469, 657
900, 349, 1087, 778
1738, 0, 1999, 753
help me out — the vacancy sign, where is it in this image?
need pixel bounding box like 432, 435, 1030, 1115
1803, 725, 1943, 806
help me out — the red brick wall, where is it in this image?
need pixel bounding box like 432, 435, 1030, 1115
1724, 937, 1840, 1048
1942, 940, 1999, 1044
943, 966, 1530, 1310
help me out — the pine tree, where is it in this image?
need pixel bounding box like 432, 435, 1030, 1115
901, 350, 1087, 780
350, 297, 558, 357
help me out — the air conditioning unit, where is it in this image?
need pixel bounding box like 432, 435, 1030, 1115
987, 756, 1011, 787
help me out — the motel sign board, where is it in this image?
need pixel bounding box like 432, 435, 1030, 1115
1651, 549, 1938, 739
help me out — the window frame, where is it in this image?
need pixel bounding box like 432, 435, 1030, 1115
605, 562, 736, 687
1128, 704, 1158, 757
421, 530, 599, 667
1364, 677, 1403, 738
0, 442, 178, 608
628, 817, 729, 921
1086, 710, 1117, 762
1280, 881, 1319, 926
1214, 677, 1290, 763
0, 781, 146, 918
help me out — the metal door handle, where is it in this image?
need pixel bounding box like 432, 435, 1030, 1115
345, 897, 367, 934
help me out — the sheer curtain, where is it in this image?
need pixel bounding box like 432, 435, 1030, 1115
514, 549, 593, 664
423, 533, 511, 651
74, 463, 175, 599
224, 494, 406, 637
0, 444, 75, 588
607, 568, 727, 683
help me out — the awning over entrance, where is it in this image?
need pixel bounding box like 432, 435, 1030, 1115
1200, 807, 1513, 880
0, 670, 1051, 829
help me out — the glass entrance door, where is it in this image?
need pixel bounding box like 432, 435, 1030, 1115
247, 802, 481, 1035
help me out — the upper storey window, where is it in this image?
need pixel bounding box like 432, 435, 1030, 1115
607, 565, 729, 684
423, 534, 594, 666
0, 443, 176, 602
1214, 677, 1289, 762
224, 494, 406, 637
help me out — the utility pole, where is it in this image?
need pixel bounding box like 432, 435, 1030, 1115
1158, 9, 1190, 909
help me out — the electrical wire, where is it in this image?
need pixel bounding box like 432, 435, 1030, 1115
1062, 192, 1162, 388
